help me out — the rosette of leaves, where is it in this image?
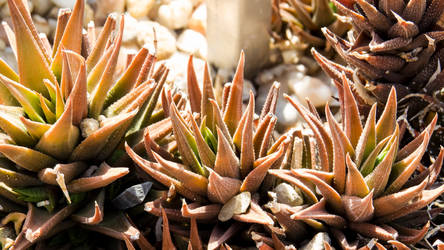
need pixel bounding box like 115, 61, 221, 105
312, 0, 444, 156
273, 0, 351, 55
125, 54, 294, 248
0, 0, 168, 248
270, 76, 444, 248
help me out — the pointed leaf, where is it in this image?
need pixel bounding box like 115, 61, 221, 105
67, 163, 129, 193
0, 144, 57, 172
223, 52, 244, 135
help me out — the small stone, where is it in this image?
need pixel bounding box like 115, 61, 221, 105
32, 0, 53, 15
218, 192, 251, 222
48, 18, 57, 38
126, 0, 155, 19
176, 29, 207, 59
242, 79, 256, 102
122, 13, 139, 44
84, 4, 94, 25
80, 118, 100, 138
160, 52, 206, 91
50, 0, 75, 8
136, 20, 176, 59
94, 0, 125, 23
0, 48, 16, 71
276, 98, 300, 131
282, 50, 299, 64
290, 75, 332, 108
300, 232, 331, 250
188, 3, 206, 34
0, 39, 5, 51
274, 183, 304, 206
32, 15, 50, 35
156, 0, 193, 30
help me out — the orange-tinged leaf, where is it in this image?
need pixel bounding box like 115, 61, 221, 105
0, 165, 40, 187
19, 117, 50, 140
238, 92, 255, 177
0, 74, 45, 123
51, 0, 84, 79
292, 170, 344, 213
161, 207, 177, 250
374, 177, 428, 217
223, 52, 244, 135
38, 162, 87, 185
70, 110, 137, 161
360, 136, 391, 176
395, 222, 430, 244
386, 135, 428, 194
259, 81, 279, 120
188, 218, 203, 250
187, 55, 202, 114
291, 199, 347, 228
214, 126, 240, 178
326, 104, 346, 194
35, 99, 80, 160
397, 114, 437, 161
0, 144, 57, 172
104, 48, 149, 108
253, 114, 272, 158
342, 73, 362, 147
8, 0, 56, 96
210, 99, 233, 149
376, 88, 397, 142
349, 222, 396, 241
0, 112, 35, 146
72, 189, 105, 225
201, 62, 215, 132
2, 21, 17, 60
207, 169, 241, 204
67, 163, 129, 193
364, 126, 398, 197
52, 8, 71, 57
286, 95, 330, 171
190, 115, 216, 168
89, 15, 124, 118
342, 190, 374, 222
232, 200, 274, 225
60, 50, 74, 100
152, 152, 208, 196
170, 103, 204, 176
0, 59, 19, 106
104, 81, 153, 117
355, 104, 377, 166
240, 145, 284, 193
64, 51, 88, 126
125, 143, 204, 202
39, 94, 56, 123
377, 184, 444, 223
181, 200, 221, 220
345, 154, 369, 197
86, 14, 117, 72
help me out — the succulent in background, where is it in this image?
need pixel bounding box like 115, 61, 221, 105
0, 0, 168, 248
313, 0, 444, 156
270, 76, 444, 248
273, 0, 351, 56
125, 53, 294, 248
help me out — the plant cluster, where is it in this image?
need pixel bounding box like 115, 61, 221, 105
0, 0, 442, 249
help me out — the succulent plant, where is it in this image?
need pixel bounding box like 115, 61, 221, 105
273, 0, 351, 55
270, 76, 444, 248
312, 0, 444, 156
125, 53, 294, 248
0, 0, 167, 248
